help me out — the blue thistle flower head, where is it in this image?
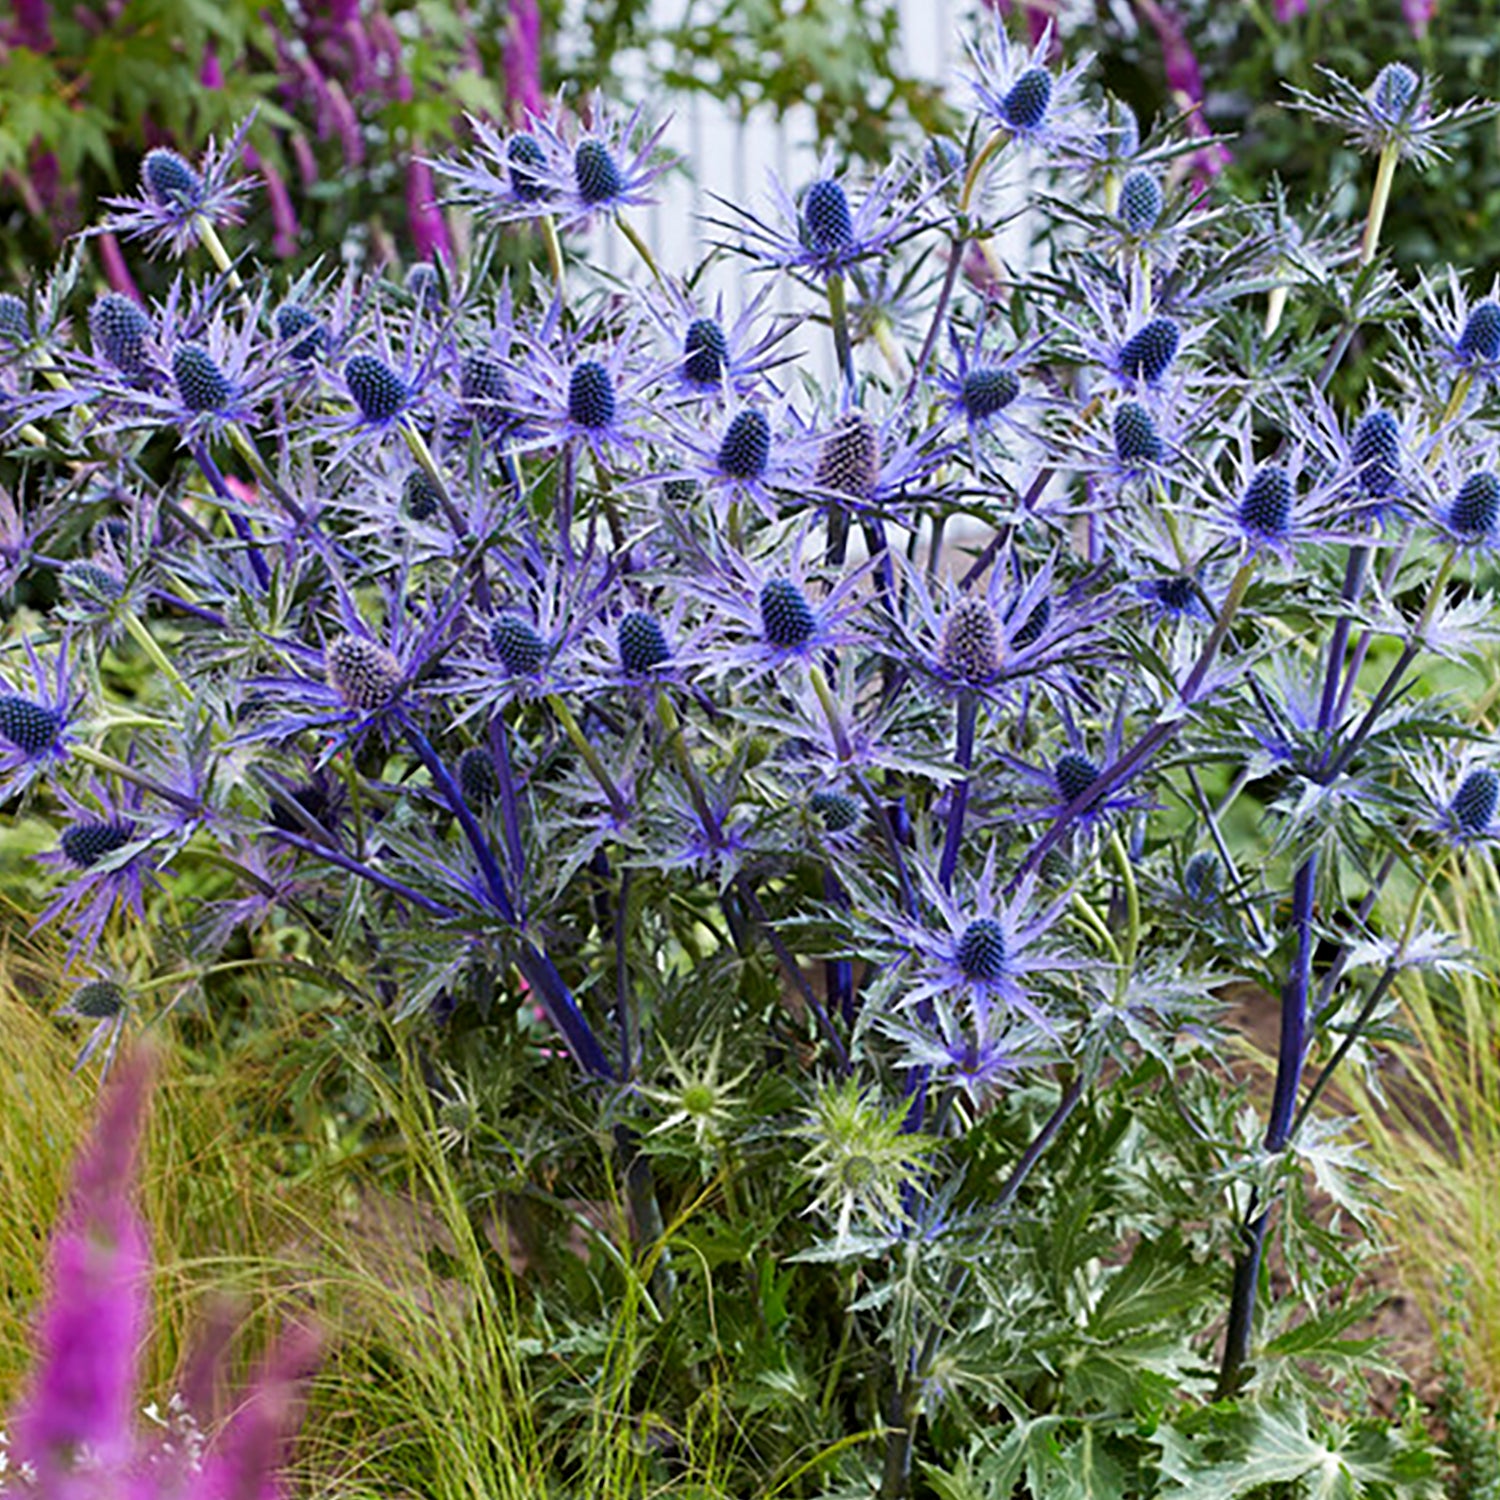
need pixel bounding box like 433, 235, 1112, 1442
574, 139, 625, 204
1117, 317, 1180, 385
759, 579, 818, 649
568, 360, 616, 430
617, 609, 672, 676
0, 293, 31, 346
1452, 768, 1499, 837
718, 408, 772, 480
965, 20, 1094, 153
325, 633, 405, 711
0, 638, 77, 799
142, 148, 205, 208
458, 747, 501, 808
940, 598, 1002, 683
0, 694, 63, 757
506, 133, 550, 200
490, 613, 547, 677
1054, 750, 1100, 803
405, 261, 442, 313
1119, 170, 1163, 232
274, 303, 327, 362
810, 788, 860, 832
1448, 470, 1500, 541
402, 468, 443, 522
956, 917, 1007, 981
1372, 62, 1421, 124
1352, 408, 1402, 503
1003, 67, 1053, 132
344, 353, 410, 425
89, 294, 152, 377
802, 179, 855, 256
1112, 400, 1163, 466
683, 317, 728, 386
171, 343, 233, 414
60, 820, 136, 870
707, 151, 932, 282
1238, 465, 1294, 539
960, 366, 1020, 422
1457, 300, 1500, 363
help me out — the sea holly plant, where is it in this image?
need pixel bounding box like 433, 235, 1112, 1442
0, 21, 1494, 1498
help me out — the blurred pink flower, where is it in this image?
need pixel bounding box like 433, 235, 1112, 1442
504, 0, 544, 123
407, 154, 452, 263
1273, 0, 1308, 19
1403, 0, 1436, 36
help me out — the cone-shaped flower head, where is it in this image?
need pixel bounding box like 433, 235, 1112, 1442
1113, 400, 1163, 464
1453, 768, 1500, 835
142, 148, 204, 207
810, 789, 860, 832
960, 367, 1020, 421
1054, 751, 1101, 802
344, 354, 409, 424
1352, 408, 1401, 503
574, 139, 625, 204
1117, 317, 1180, 384
617, 609, 672, 674
172, 342, 233, 413
89, 294, 152, 376
683, 316, 729, 385
491, 613, 547, 676
1119, 170, 1163, 232
325, 634, 403, 710
1239, 465, 1294, 538
507, 133, 549, 199
718, 408, 772, 480
0, 694, 64, 757
0, 292, 31, 345
1457, 300, 1500, 362
458, 746, 501, 808
275, 302, 327, 361
759, 579, 818, 648
402, 468, 442, 521
802, 180, 855, 256
956, 917, 1008, 981
567, 360, 616, 430
814, 413, 881, 503
61, 820, 135, 869
1449, 471, 1500, 540
940, 598, 1002, 682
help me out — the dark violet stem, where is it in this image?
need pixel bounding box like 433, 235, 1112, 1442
852, 768, 918, 918
1316, 545, 1369, 733
558, 442, 577, 565
616, 868, 635, 1077
823, 867, 855, 1027
267, 827, 457, 917
150, 589, 230, 627
487, 715, 527, 890
1217, 850, 1318, 1396
191, 441, 271, 589
938, 691, 978, 891
400, 714, 515, 921
1333, 528, 1415, 727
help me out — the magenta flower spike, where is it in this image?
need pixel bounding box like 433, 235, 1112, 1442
10, 1048, 155, 1494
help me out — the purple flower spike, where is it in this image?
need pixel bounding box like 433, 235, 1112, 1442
10, 1048, 155, 1490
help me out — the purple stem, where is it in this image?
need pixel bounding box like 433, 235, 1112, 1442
1316, 546, 1368, 734
190, 441, 271, 589
268, 827, 458, 917
938, 691, 978, 891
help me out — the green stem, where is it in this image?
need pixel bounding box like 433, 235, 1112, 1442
1108, 829, 1141, 999
826, 271, 855, 390
1360, 145, 1399, 266
549, 694, 630, 819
